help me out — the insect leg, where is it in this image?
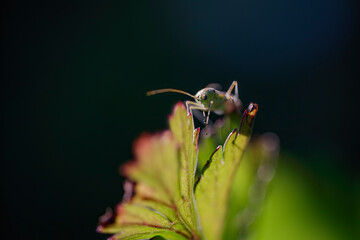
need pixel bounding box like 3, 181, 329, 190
185, 101, 207, 114
192, 109, 208, 124
185, 101, 206, 112
225, 80, 238, 99
205, 101, 214, 126
229, 96, 242, 114
185, 101, 208, 124
202, 111, 206, 120
225, 81, 242, 114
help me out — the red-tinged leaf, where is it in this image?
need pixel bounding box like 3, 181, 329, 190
98, 102, 200, 240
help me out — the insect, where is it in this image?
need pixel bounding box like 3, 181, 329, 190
147, 81, 242, 126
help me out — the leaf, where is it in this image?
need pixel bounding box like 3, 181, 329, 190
223, 132, 280, 239
195, 103, 258, 240
122, 131, 181, 207
98, 102, 200, 240
197, 112, 242, 172
98, 205, 189, 240
169, 103, 200, 235
106, 225, 188, 240
98, 101, 260, 240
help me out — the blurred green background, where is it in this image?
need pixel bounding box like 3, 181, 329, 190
1, 0, 359, 239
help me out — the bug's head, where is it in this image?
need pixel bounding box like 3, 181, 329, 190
195, 88, 217, 105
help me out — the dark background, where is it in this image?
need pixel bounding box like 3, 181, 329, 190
2, 0, 359, 239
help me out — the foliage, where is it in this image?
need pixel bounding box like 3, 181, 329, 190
97, 101, 278, 240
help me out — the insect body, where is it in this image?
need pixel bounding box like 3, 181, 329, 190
147, 81, 241, 126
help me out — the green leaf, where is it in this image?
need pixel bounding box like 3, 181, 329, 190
98, 102, 199, 240
195, 103, 258, 240
223, 132, 280, 239
169, 103, 200, 235
197, 112, 242, 172
106, 225, 188, 240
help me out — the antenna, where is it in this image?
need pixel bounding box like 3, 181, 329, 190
146, 88, 200, 101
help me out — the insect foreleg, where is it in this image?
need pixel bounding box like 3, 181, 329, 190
185, 101, 207, 114
185, 101, 208, 124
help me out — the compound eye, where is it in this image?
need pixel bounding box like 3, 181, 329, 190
202, 95, 208, 100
